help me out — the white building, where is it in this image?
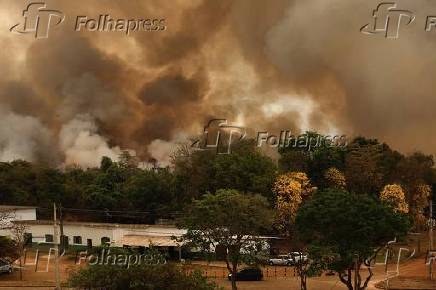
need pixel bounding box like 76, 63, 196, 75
13, 220, 186, 250
0, 205, 37, 222
2, 206, 277, 258
0, 205, 37, 237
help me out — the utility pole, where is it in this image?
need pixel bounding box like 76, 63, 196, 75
59, 203, 64, 254
354, 254, 359, 290
53, 203, 61, 290
430, 200, 434, 250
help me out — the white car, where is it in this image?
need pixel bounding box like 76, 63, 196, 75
289, 252, 308, 264
0, 259, 12, 274
267, 255, 293, 266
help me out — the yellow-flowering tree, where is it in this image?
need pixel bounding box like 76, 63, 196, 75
323, 167, 346, 190
273, 172, 313, 234
380, 184, 409, 214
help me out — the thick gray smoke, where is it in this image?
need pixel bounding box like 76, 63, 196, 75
0, 0, 435, 167
0, 106, 53, 162
59, 114, 122, 168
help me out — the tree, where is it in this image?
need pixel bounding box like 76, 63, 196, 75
0, 216, 25, 277
0, 237, 18, 262
124, 169, 177, 219
11, 223, 28, 280
272, 172, 313, 235
173, 139, 277, 202
35, 167, 65, 207
323, 167, 346, 190
0, 209, 12, 230
272, 172, 315, 290
296, 189, 410, 290
279, 150, 311, 173
392, 152, 434, 188
389, 152, 434, 230
292, 244, 331, 290
100, 156, 113, 172
0, 209, 19, 263
345, 139, 384, 195
309, 146, 347, 186
211, 149, 277, 201
118, 150, 138, 169
409, 184, 432, 231
172, 143, 217, 202
179, 189, 272, 290
380, 184, 409, 214
278, 131, 347, 186
0, 160, 38, 205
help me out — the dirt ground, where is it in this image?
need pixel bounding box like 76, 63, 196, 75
0, 251, 433, 290
213, 257, 435, 290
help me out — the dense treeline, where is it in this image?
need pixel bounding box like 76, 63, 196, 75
0, 135, 434, 225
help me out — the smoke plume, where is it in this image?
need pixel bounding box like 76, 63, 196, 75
0, 0, 435, 166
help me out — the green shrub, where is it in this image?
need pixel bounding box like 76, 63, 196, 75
68, 263, 222, 290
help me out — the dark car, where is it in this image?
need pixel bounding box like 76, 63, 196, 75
228, 268, 263, 281
0, 259, 12, 274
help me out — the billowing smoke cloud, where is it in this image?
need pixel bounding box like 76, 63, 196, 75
147, 139, 176, 168
0, 106, 54, 163
0, 0, 435, 166
59, 114, 122, 168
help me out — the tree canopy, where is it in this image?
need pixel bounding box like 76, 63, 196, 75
295, 189, 410, 290
179, 189, 272, 290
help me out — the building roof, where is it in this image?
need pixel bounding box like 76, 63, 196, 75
13, 219, 181, 231
114, 235, 182, 247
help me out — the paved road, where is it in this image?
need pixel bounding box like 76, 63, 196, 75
214, 276, 376, 290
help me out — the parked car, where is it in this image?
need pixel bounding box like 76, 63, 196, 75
267, 254, 293, 266
228, 268, 263, 281
289, 252, 308, 265
0, 259, 12, 274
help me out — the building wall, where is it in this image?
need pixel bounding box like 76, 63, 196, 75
20, 223, 185, 248
24, 224, 115, 246
0, 207, 37, 237
12, 208, 37, 221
